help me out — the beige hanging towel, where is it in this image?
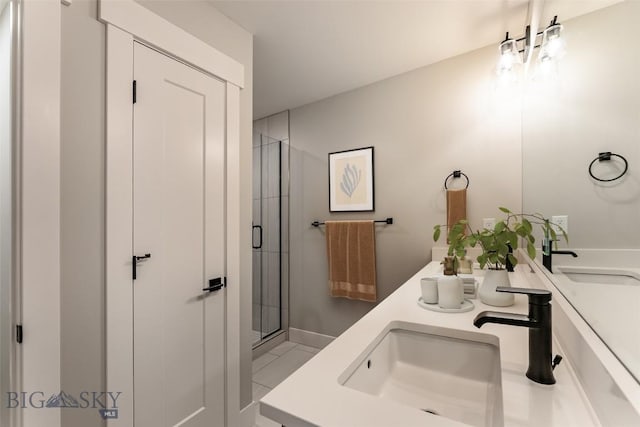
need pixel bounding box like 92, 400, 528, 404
325, 220, 377, 302
447, 188, 467, 242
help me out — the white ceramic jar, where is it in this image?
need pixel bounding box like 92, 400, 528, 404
437, 275, 463, 309
420, 277, 439, 304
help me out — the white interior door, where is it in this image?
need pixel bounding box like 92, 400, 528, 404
132, 42, 226, 427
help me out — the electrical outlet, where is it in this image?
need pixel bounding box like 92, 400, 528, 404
551, 215, 569, 236
483, 218, 496, 230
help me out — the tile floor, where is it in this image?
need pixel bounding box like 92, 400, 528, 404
253, 341, 321, 427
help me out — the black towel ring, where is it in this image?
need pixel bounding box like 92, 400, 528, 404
444, 170, 469, 189
588, 152, 628, 182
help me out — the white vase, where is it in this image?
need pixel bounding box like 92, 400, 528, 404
479, 269, 514, 307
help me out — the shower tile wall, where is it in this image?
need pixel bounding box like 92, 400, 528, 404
253, 111, 290, 343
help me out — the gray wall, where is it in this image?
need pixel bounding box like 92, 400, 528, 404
60, 1, 253, 426
289, 44, 523, 337
523, 1, 640, 249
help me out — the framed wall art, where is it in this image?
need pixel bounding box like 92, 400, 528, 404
328, 146, 375, 212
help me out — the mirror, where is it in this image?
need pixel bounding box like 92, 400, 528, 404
522, 1, 640, 382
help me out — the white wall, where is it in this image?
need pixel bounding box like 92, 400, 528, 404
60, 2, 105, 426
22, 0, 61, 425
289, 43, 522, 337
0, 3, 12, 426
523, 0, 640, 249
60, 2, 253, 426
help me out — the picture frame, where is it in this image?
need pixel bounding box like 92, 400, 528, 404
328, 146, 375, 212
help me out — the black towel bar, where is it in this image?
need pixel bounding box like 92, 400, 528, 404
311, 218, 393, 227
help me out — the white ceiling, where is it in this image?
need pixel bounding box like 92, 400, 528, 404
210, 0, 622, 119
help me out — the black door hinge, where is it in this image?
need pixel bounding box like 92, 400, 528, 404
133, 80, 137, 104
16, 325, 22, 344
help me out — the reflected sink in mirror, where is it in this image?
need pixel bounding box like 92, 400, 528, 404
553, 265, 640, 381
339, 322, 503, 427
558, 266, 640, 287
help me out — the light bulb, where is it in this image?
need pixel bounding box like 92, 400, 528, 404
539, 24, 566, 62
497, 38, 521, 75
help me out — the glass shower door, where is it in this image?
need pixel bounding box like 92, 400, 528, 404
252, 135, 282, 344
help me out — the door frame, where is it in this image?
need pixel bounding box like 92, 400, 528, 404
101, 1, 244, 425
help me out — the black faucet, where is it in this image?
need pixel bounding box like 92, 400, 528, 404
542, 238, 578, 273
473, 286, 562, 385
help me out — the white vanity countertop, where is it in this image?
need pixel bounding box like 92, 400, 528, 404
259, 263, 600, 427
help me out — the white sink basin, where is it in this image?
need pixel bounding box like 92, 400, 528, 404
339, 322, 503, 427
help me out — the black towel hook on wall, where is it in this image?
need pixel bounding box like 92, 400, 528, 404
444, 170, 469, 189
588, 152, 628, 182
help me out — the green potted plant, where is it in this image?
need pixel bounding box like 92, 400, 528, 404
433, 207, 567, 306
438, 220, 468, 276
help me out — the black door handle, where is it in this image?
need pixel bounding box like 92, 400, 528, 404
203, 277, 226, 292
252, 225, 263, 249
132, 253, 151, 280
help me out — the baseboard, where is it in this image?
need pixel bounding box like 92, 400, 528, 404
288, 327, 335, 349
239, 400, 257, 427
